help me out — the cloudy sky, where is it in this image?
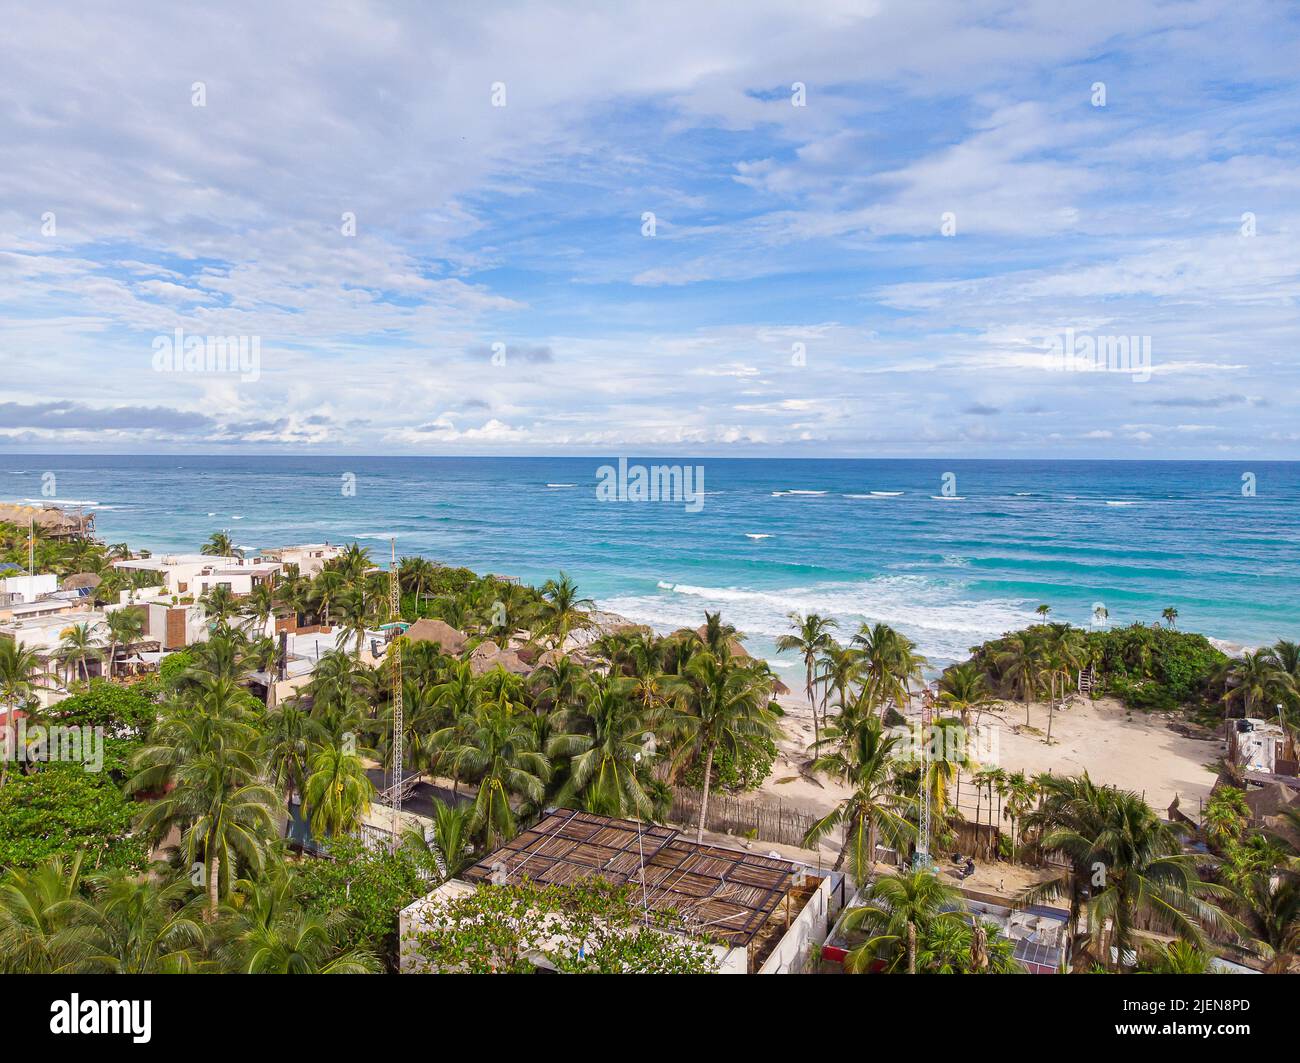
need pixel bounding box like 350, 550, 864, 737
1, 1, 1297, 457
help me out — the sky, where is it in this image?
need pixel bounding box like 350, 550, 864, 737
1, 0, 1298, 458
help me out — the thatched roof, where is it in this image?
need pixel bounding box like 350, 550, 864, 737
0, 504, 93, 536
403, 618, 469, 654
63, 572, 102, 590
470, 647, 531, 677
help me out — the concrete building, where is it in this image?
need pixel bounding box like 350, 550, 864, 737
0, 572, 58, 605
259, 543, 343, 578
399, 807, 842, 974
112, 554, 280, 597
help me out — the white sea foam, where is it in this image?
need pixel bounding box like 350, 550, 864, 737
16, 497, 100, 507
870, 491, 904, 497
600, 575, 1037, 663
785, 490, 827, 495
1104, 500, 1138, 506
546, 483, 577, 488
656, 580, 675, 590
930, 495, 965, 501
745, 533, 773, 540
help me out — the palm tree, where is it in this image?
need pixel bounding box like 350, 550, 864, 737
851, 622, 926, 724
332, 584, 377, 657
999, 770, 1038, 862
201, 531, 242, 559
240, 582, 277, 637
1161, 607, 1179, 629
399, 556, 436, 611
402, 798, 476, 878
1035, 604, 1051, 619
817, 640, 862, 719
536, 572, 594, 651
200, 584, 241, 630
1222, 651, 1294, 739
669, 652, 779, 843
775, 612, 838, 749
438, 700, 550, 848
103, 607, 144, 679
300, 738, 375, 840
1022, 775, 1234, 969
1041, 623, 1082, 744
310, 568, 346, 627
841, 868, 963, 974
937, 661, 994, 729
218, 876, 380, 974
1237, 871, 1300, 974
804, 712, 914, 882
995, 630, 1042, 726
0, 640, 49, 788
0, 854, 98, 973
79, 871, 207, 973
1145, 939, 1213, 973
548, 674, 658, 819
132, 738, 279, 921
261, 701, 326, 822
57, 621, 103, 684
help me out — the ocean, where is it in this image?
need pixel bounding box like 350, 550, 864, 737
4, 455, 1296, 669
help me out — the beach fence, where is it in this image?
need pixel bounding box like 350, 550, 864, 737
668, 787, 828, 851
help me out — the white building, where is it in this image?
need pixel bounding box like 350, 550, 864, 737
112, 554, 280, 597
259, 544, 343, 579
0, 572, 58, 604
1232, 718, 1287, 775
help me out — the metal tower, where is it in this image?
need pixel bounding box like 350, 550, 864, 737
914, 686, 933, 871
388, 537, 402, 851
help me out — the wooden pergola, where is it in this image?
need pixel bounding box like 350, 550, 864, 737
462, 808, 797, 948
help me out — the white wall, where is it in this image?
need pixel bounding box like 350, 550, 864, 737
758, 872, 838, 974
0, 573, 58, 601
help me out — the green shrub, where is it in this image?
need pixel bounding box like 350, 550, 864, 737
682, 735, 778, 793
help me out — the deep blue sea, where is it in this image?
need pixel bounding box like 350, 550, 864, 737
4, 456, 1296, 669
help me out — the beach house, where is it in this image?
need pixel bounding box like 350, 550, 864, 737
259, 543, 344, 578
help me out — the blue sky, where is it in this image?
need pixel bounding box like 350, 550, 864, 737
1, 1, 1298, 457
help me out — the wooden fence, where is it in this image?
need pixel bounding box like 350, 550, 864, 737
668, 787, 829, 850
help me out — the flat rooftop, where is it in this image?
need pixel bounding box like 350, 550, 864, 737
460, 808, 798, 948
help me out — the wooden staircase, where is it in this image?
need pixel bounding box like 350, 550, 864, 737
1077, 665, 1096, 695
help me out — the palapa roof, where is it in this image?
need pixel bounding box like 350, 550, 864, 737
62, 572, 102, 590
461, 808, 797, 947
402, 618, 469, 654
469, 645, 531, 676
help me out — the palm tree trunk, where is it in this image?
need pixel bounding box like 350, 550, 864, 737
906, 921, 917, 974
207, 853, 221, 922
695, 745, 715, 844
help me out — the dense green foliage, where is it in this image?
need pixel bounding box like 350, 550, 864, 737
406, 879, 720, 973
682, 733, 777, 792
1083, 624, 1227, 710
293, 837, 438, 969
0, 763, 147, 872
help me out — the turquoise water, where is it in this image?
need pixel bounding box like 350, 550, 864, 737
4, 456, 1296, 668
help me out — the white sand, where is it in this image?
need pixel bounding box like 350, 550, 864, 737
762, 690, 1220, 820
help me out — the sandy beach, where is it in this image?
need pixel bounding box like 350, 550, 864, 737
760, 690, 1221, 826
